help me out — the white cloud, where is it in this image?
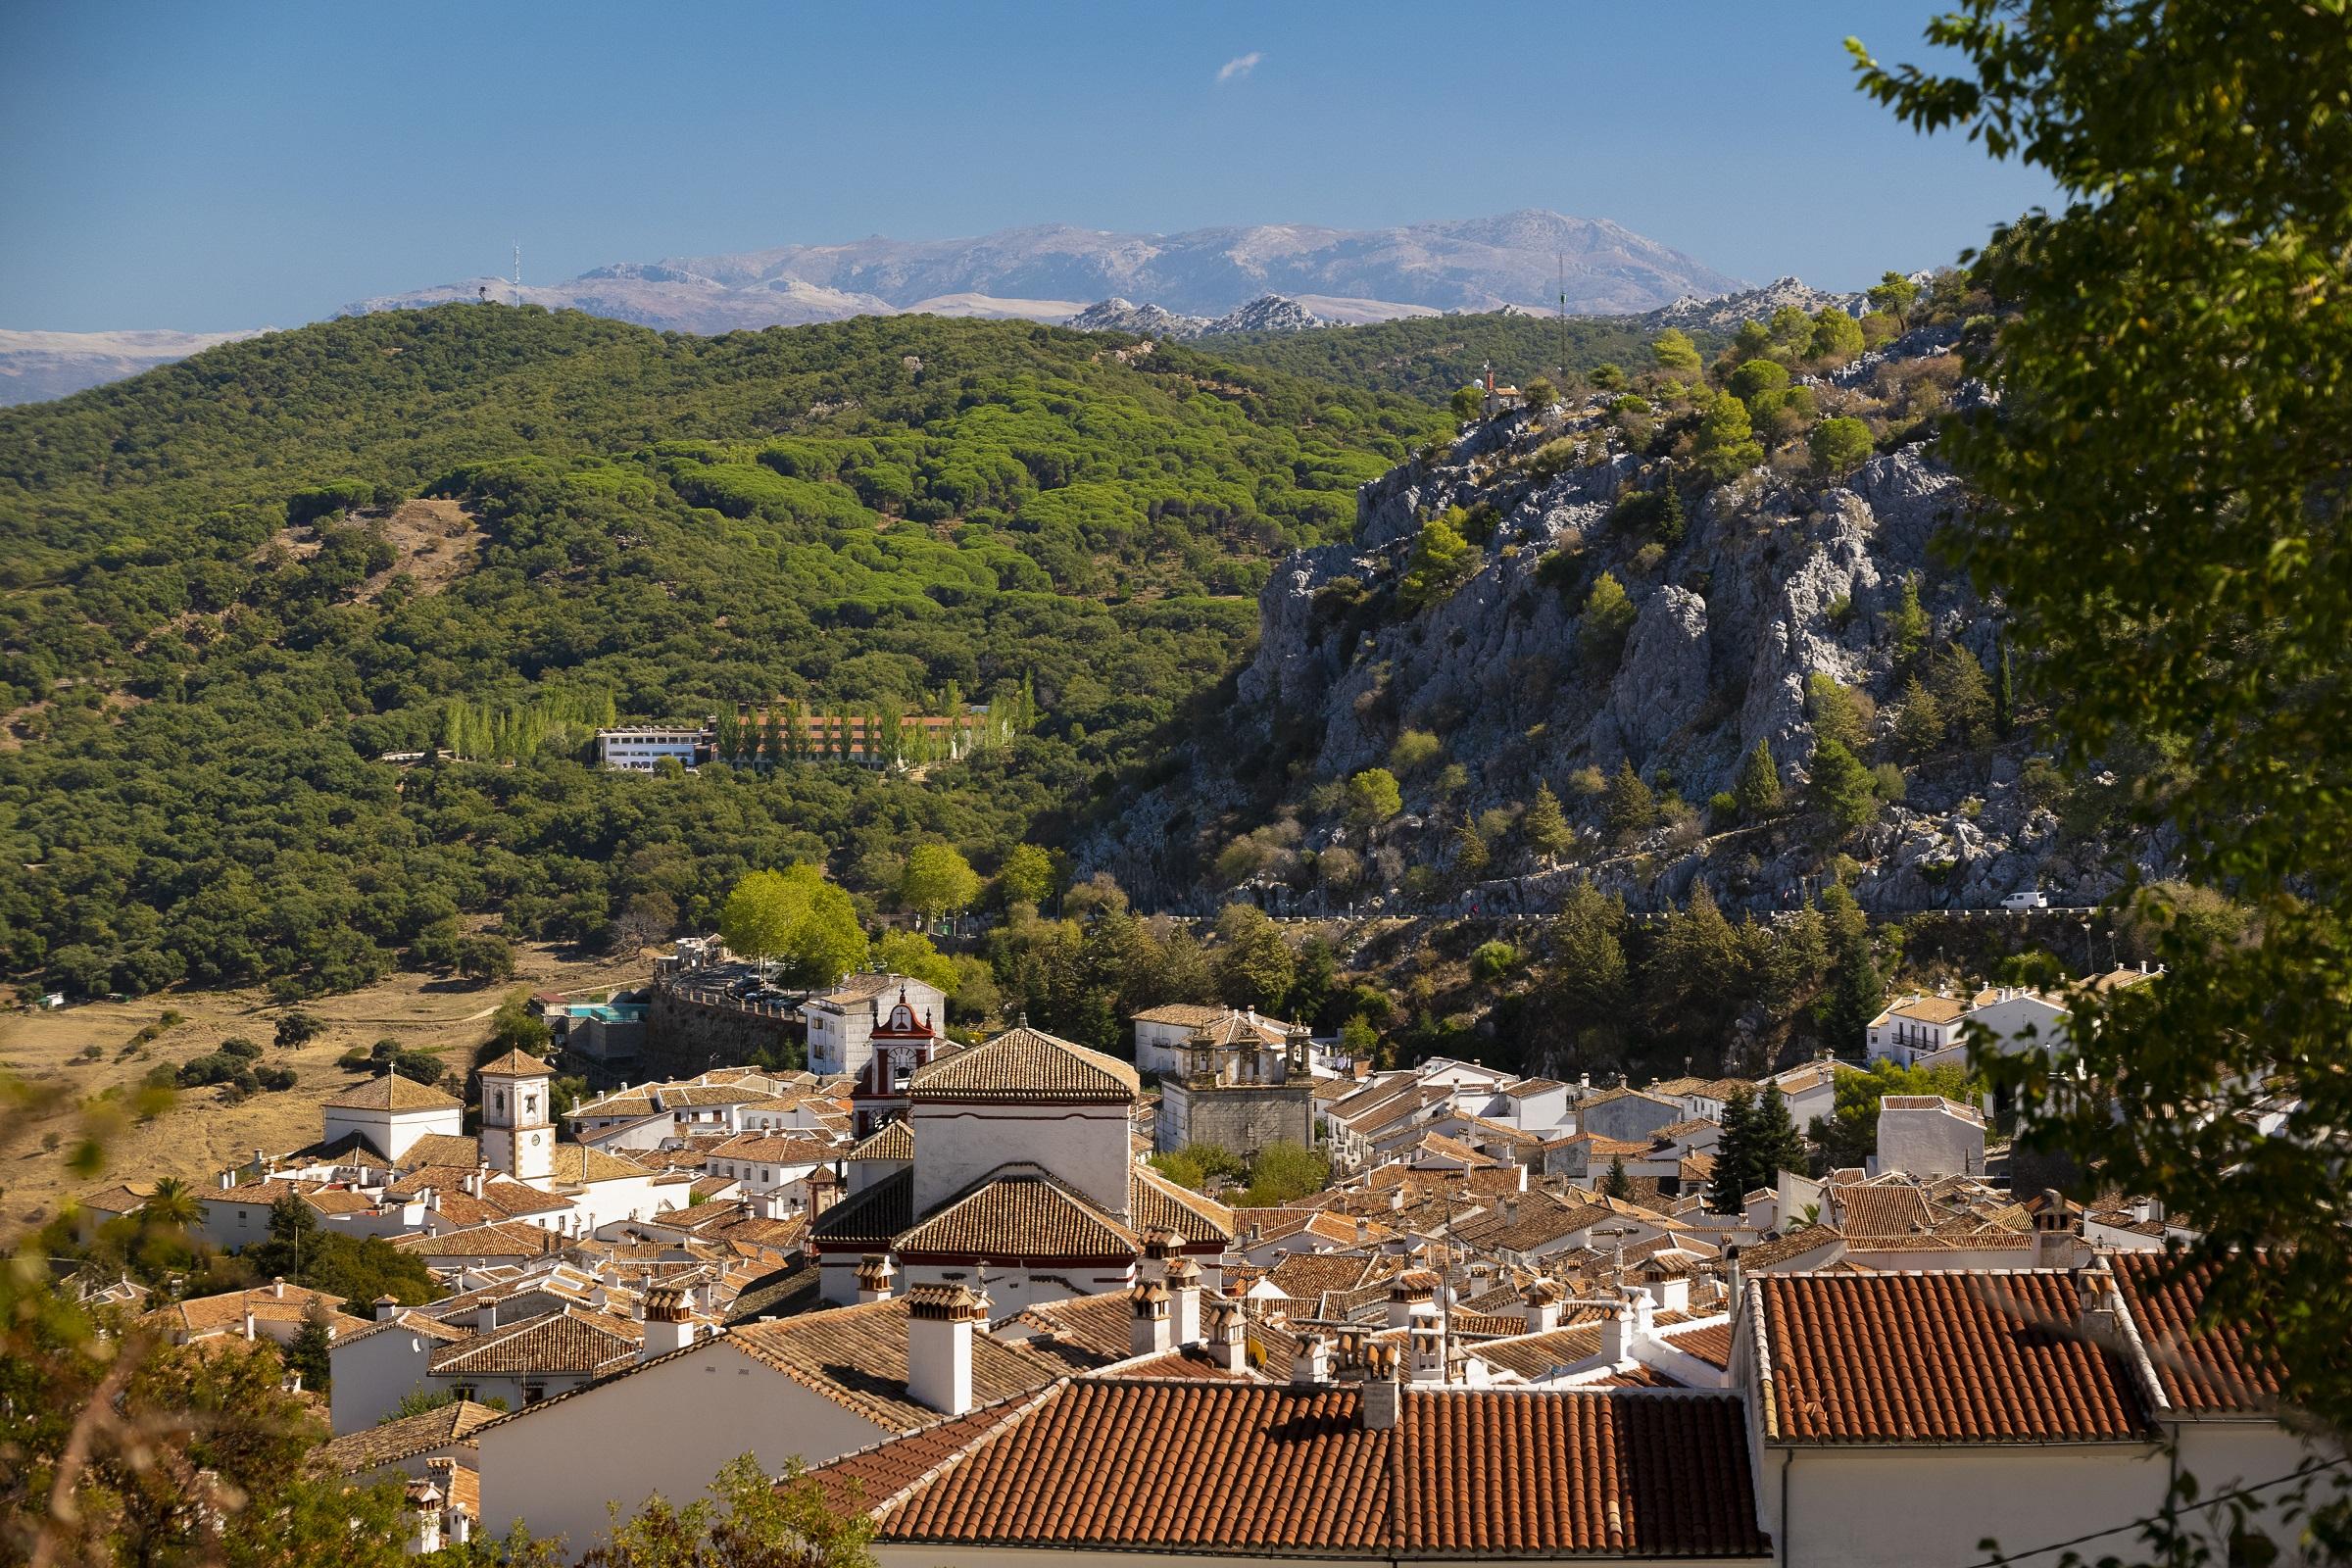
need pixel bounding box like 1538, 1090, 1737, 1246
1215, 51, 1263, 83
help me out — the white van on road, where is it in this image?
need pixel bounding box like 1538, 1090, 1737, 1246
2000, 890, 2051, 910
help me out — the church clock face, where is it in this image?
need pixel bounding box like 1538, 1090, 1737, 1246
530, 1132, 542, 1146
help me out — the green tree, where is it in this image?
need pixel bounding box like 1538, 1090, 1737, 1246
273, 1010, 322, 1051
1708, 1086, 1759, 1214
1750, 1083, 1810, 1187
1650, 328, 1704, 374
1992, 638, 2016, 739
1346, 768, 1401, 827
1398, 507, 1474, 612
1808, 1058, 1977, 1171
1690, 390, 1765, 481
285, 1294, 334, 1393
1450, 384, 1485, 422
1655, 481, 1687, 547
1339, 1012, 1381, 1061
1864, 269, 1919, 320
901, 842, 981, 926
1599, 1154, 1633, 1200
1241, 1140, 1331, 1206
997, 844, 1059, 907
1853, 2, 2352, 1483
1213, 904, 1295, 1009
719, 867, 808, 973
455, 931, 515, 982
1726, 358, 1790, 416
1603, 760, 1655, 844
1887, 573, 1929, 671
784, 880, 867, 987
140, 1175, 204, 1232
1734, 740, 1783, 819
873, 928, 958, 995
1929, 641, 1993, 747
1808, 740, 1877, 835
1804, 673, 1869, 753
1590, 362, 1629, 391
580, 1452, 874, 1568
1522, 374, 1556, 411
1892, 675, 1944, 759
1814, 883, 1882, 1048
1523, 780, 1572, 858
1809, 308, 1867, 364
1581, 571, 1637, 668
1808, 416, 1874, 476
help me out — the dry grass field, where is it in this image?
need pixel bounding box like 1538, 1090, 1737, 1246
0, 944, 652, 1232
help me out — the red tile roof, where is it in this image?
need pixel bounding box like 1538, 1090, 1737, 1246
820, 1380, 1766, 1557
1757, 1272, 2149, 1444
2110, 1253, 2282, 1414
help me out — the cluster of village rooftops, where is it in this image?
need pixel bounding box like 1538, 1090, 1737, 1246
76, 956, 2317, 1566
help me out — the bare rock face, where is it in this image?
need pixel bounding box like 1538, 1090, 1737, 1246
1599, 587, 1709, 761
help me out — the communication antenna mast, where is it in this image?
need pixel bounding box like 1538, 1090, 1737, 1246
1556, 252, 1567, 381
513, 242, 521, 290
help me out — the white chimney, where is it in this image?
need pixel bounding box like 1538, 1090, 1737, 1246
641, 1285, 697, 1360
1360, 1342, 1402, 1430
270, 1276, 285, 1300
1408, 1320, 1446, 1384
1387, 1272, 1437, 1330
1167, 1257, 1202, 1346
906, 1283, 987, 1416
1129, 1279, 1172, 1358
1522, 1279, 1563, 1335
1292, 1334, 1332, 1386
241, 1309, 257, 1342
1206, 1299, 1248, 1373
1600, 1290, 1653, 1365
856, 1253, 895, 1304
374, 1295, 401, 1323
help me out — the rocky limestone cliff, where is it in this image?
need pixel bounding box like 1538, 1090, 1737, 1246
1081, 345, 2171, 918
1644, 276, 1868, 331
1064, 298, 1210, 338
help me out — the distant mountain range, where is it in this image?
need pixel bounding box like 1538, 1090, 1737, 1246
341, 210, 1746, 333
0, 327, 271, 405
3, 212, 1759, 404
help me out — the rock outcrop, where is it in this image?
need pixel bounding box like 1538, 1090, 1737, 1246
1084, 338, 2169, 918
1064, 298, 1209, 338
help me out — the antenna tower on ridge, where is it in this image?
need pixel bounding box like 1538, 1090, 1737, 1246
513, 242, 521, 290
1556, 252, 1567, 381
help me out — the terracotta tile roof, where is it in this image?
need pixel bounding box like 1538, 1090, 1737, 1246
301, 1186, 377, 1215
907, 1024, 1139, 1102
810, 1168, 914, 1250
1130, 1003, 1231, 1028
1733, 1227, 1844, 1272
482, 1179, 573, 1217
1833, 1185, 1938, 1239
428, 1306, 641, 1376
323, 1073, 463, 1112
146, 1282, 360, 1338
846, 1119, 913, 1161
475, 1049, 552, 1078
2110, 1254, 2282, 1414
1009, 1292, 1135, 1368
401, 1133, 484, 1168
897, 1166, 1139, 1260
1756, 1272, 2150, 1444
727, 1298, 1067, 1432
827, 1380, 1767, 1558
710, 1133, 842, 1164
548, 1143, 649, 1185
393, 1220, 562, 1259
1883, 995, 1967, 1024
337, 1308, 473, 1348
316, 1399, 502, 1473
1265, 1250, 1394, 1304
1130, 1165, 1235, 1245
1662, 1322, 1737, 1370
811, 1398, 1041, 1517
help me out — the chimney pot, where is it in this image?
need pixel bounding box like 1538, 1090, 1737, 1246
906, 1283, 986, 1415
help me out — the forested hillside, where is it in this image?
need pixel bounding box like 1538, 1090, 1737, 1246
1205, 312, 1724, 405
0, 306, 1441, 998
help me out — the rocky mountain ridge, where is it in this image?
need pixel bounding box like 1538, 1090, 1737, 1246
1642, 276, 1870, 331
342, 210, 1745, 333
1078, 336, 2173, 920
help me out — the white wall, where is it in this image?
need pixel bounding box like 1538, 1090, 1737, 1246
475, 1341, 892, 1553
1967, 994, 2071, 1055
1874, 1104, 1985, 1179
323, 1104, 463, 1163
196, 1196, 274, 1252
331, 1324, 442, 1433
910, 1102, 1130, 1220
1768, 1443, 2169, 1567
1134, 1019, 1195, 1077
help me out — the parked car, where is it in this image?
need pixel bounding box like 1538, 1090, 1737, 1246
2000, 890, 2051, 911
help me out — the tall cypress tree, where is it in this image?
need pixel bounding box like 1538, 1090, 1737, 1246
1750, 1083, 1809, 1188
1708, 1085, 1758, 1214
1993, 639, 2017, 739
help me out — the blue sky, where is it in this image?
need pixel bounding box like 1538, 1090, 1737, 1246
0, 1, 2053, 331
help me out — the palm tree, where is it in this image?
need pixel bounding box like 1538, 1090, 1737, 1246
141, 1177, 204, 1232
